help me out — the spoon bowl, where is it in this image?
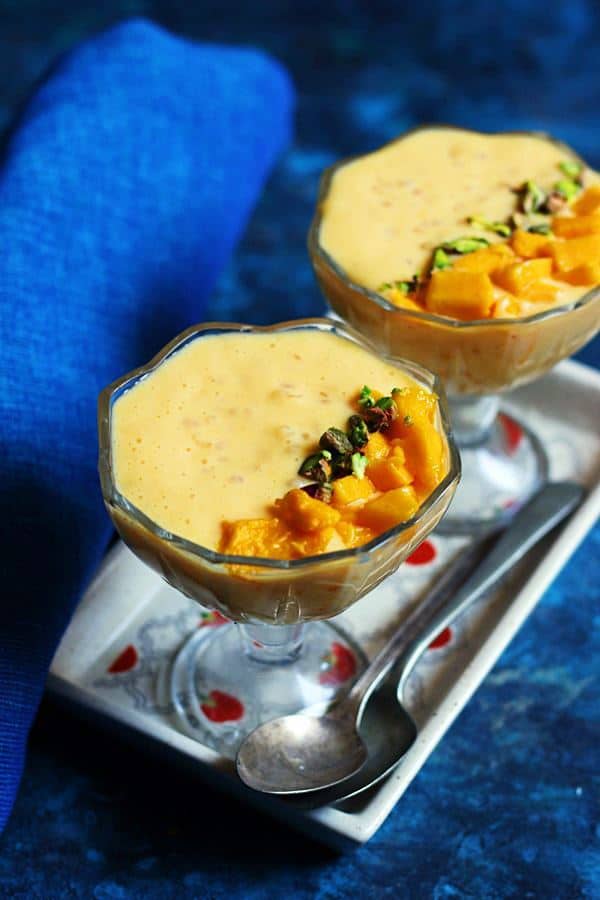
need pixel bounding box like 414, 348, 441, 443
236, 710, 368, 795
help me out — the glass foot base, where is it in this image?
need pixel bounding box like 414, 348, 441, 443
165, 621, 366, 758
437, 410, 549, 535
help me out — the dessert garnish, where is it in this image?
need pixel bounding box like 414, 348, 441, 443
220, 383, 446, 559
375, 158, 599, 320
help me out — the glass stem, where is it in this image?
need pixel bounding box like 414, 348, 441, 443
238, 622, 305, 665
449, 394, 500, 448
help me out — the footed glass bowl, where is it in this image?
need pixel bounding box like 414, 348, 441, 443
308, 127, 600, 532
98, 318, 459, 756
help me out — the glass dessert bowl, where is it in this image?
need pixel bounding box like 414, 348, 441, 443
98, 318, 459, 756
309, 126, 600, 532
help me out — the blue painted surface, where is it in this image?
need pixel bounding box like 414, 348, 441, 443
0, 3, 599, 897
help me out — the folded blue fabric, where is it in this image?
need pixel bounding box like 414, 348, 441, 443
0, 18, 292, 830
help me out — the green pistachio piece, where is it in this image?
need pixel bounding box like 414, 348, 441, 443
319, 427, 354, 456
527, 222, 551, 235
520, 180, 546, 215
441, 236, 490, 254
298, 452, 332, 484
467, 215, 512, 237
559, 160, 583, 180
301, 482, 333, 503
432, 247, 452, 270
348, 414, 369, 449
554, 179, 581, 202
351, 452, 368, 480
359, 385, 375, 408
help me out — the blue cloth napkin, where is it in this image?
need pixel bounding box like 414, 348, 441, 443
0, 18, 292, 830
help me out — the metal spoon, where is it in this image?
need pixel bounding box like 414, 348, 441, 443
236, 482, 583, 796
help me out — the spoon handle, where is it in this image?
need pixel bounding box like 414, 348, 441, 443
343, 481, 584, 717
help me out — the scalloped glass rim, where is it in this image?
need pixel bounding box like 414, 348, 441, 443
98, 318, 460, 571
308, 124, 600, 328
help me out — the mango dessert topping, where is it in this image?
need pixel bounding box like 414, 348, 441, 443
220, 383, 447, 559
371, 157, 600, 321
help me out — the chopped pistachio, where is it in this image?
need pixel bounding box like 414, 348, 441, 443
301, 482, 333, 503
391, 386, 407, 396
348, 414, 369, 449
351, 452, 368, 480
375, 396, 394, 411
559, 160, 583, 180
298, 452, 332, 484
379, 277, 420, 294
362, 405, 388, 432
363, 403, 396, 432
432, 247, 452, 270
519, 180, 546, 215
332, 454, 353, 477
319, 427, 353, 456
467, 215, 511, 237
403, 414, 414, 426
442, 236, 490, 254
553, 178, 580, 202
527, 222, 551, 235
511, 211, 551, 233
359, 385, 375, 408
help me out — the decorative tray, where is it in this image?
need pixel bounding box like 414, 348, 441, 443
49, 359, 600, 849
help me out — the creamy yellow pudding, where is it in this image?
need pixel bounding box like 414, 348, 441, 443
113, 328, 445, 554
311, 127, 600, 393
103, 323, 458, 623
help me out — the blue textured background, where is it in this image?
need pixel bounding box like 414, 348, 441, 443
0, 3, 599, 897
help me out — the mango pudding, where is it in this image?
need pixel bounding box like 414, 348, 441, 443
310, 126, 600, 395
102, 321, 457, 624
99, 321, 459, 754
310, 127, 600, 532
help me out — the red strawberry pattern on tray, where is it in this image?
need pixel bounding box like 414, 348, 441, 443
198, 610, 229, 628
108, 644, 138, 674
428, 627, 453, 650
406, 539, 437, 566
200, 689, 244, 723
498, 413, 523, 454
319, 641, 357, 685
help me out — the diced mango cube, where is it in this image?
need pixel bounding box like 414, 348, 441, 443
399, 418, 446, 493
552, 214, 600, 239
275, 489, 340, 533
519, 282, 558, 304
558, 263, 600, 286
332, 475, 376, 507
389, 385, 438, 439
491, 296, 522, 318
290, 526, 344, 557
389, 441, 407, 461
335, 520, 377, 549
221, 518, 292, 559
547, 235, 600, 273
363, 431, 390, 462
573, 184, 600, 215
357, 487, 419, 531
492, 258, 552, 294
451, 243, 514, 274
424, 270, 494, 320
510, 229, 550, 258
368, 456, 414, 491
